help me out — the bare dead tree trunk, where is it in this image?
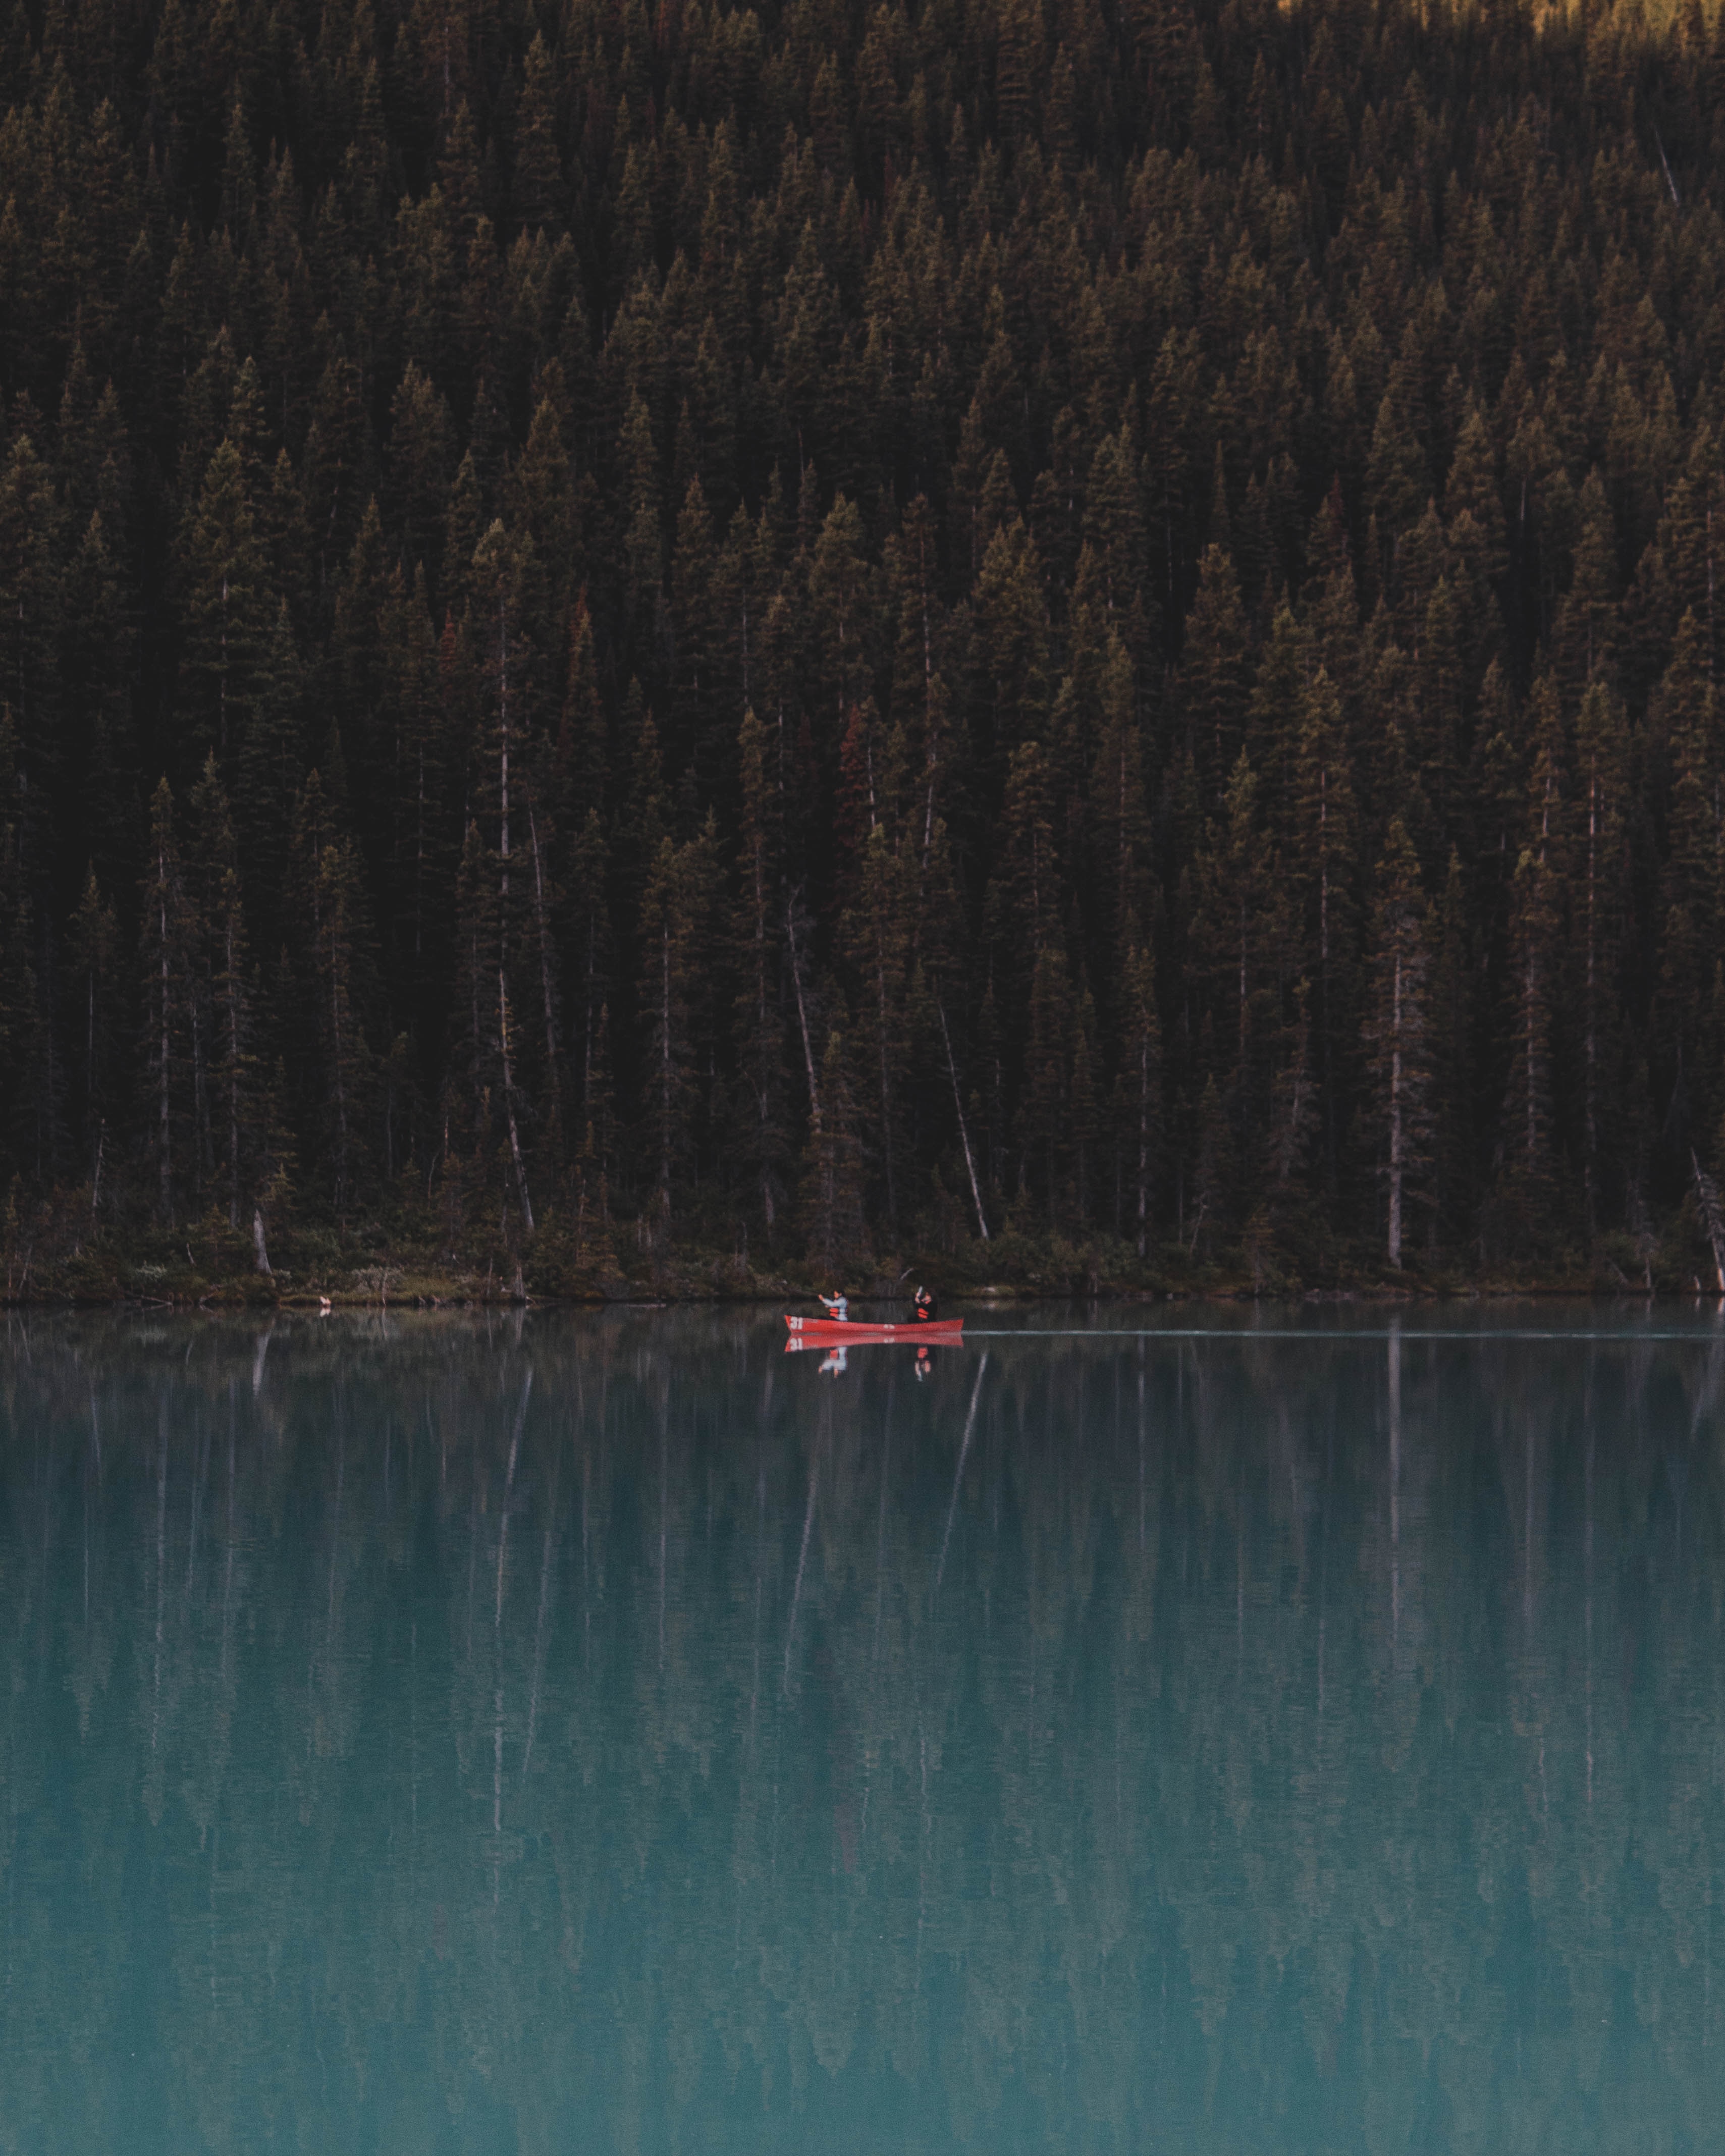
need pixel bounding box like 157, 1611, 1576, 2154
495, 595, 532, 1233
786, 897, 822, 1135
1583, 773, 1599, 1234
659, 919, 674, 1211
527, 805, 561, 1145
226, 915, 242, 1230
1387, 953, 1404, 1268
1693, 1152, 1725, 1293
937, 994, 989, 1242
875, 938, 895, 1232
1137, 1034, 1150, 1260
329, 927, 350, 1213
499, 968, 533, 1234
157, 870, 172, 1221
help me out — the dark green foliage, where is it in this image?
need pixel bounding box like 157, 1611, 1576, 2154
5, 0, 1725, 1282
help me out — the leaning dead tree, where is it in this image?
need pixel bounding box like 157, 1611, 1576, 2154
1692, 1153, 1725, 1293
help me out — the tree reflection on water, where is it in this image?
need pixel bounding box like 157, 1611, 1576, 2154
1, 1306, 1722, 2152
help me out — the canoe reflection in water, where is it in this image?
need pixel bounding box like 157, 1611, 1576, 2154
787, 1331, 967, 1376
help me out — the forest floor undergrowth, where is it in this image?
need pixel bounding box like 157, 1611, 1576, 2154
3, 1198, 1716, 1308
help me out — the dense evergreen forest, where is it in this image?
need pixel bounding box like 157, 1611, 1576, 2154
3, 0, 1725, 1295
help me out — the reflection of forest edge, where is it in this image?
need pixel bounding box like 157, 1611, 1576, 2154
1, 1309, 1722, 2153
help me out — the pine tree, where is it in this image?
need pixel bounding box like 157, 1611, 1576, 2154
1495, 680, 1567, 1250
1069, 979, 1100, 1233
637, 820, 719, 1230
511, 32, 564, 235
800, 1027, 866, 1278
1089, 629, 1153, 970
66, 867, 119, 1199
1118, 925, 1162, 1256
842, 820, 910, 1236
733, 707, 791, 1238
1019, 938, 1072, 1222
139, 778, 190, 1221
1427, 852, 1472, 1257
189, 756, 257, 1228
471, 517, 544, 1229
620, 388, 662, 654
1653, 612, 1721, 1161
1291, 666, 1357, 1186
180, 436, 272, 763
1574, 681, 1630, 1231
1180, 543, 1249, 789
1363, 819, 1434, 1268
0, 431, 65, 804
0, 716, 41, 1189
386, 360, 454, 584
292, 774, 375, 1216
1189, 748, 1291, 1143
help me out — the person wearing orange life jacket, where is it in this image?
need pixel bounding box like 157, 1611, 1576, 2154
912, 1284, 939, 1322
819, 1290, 850, 1323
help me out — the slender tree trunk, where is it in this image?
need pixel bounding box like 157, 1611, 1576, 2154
226, 915, 241, 1230
190, 975, 207, 1209
752, 839, 774, 1227
659, 921, 674, 1211
1387, 953, 1404, 1268
1237, 898, 1248, 1072
937, 994, 989, 1241
1693, 1152, 1725, 1291
158, 873, 172, 1221
494, 603, 532, 1232
787, 899, 822, 1133
469, 919, 484, 1123
85, 975, 95, 1163
528, 806, 561, 1146
1318, 766, 1334, 1185
1584, 776, 1599, 1232
498, 967, 533, 1232
919, 527, 939, 875
414, 737, 427, 965
330, 925, 349, 1212
1137, 1034, 1151, 1260
876, 941, 895, 1233
1525, 946, 1539, 1174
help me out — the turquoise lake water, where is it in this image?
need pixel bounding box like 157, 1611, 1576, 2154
2, 1305, 1723, 2151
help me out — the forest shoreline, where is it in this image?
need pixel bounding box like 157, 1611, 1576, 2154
2, 1222, 1711, 1309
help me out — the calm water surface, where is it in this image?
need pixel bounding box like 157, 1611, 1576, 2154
3, 1304, 1724, 2151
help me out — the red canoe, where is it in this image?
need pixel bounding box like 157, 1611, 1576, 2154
784, 1314, 964, 1342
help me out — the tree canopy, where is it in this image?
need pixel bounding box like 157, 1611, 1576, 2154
4, 0, 1725, 1287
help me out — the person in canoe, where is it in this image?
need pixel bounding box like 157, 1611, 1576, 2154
912, 1284, 939, 1322
818, 1290, 850, 1323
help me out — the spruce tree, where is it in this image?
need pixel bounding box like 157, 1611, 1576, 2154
66, 868, 119, 1200
139, 778, 189, 1221
637, 821, 718, 1231
188, 757, 257, 1230
1574, 681, 1630, 1232
733, 707, 791, 1239
1363, 819, 1434, 1268
180, 436, 271, 763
